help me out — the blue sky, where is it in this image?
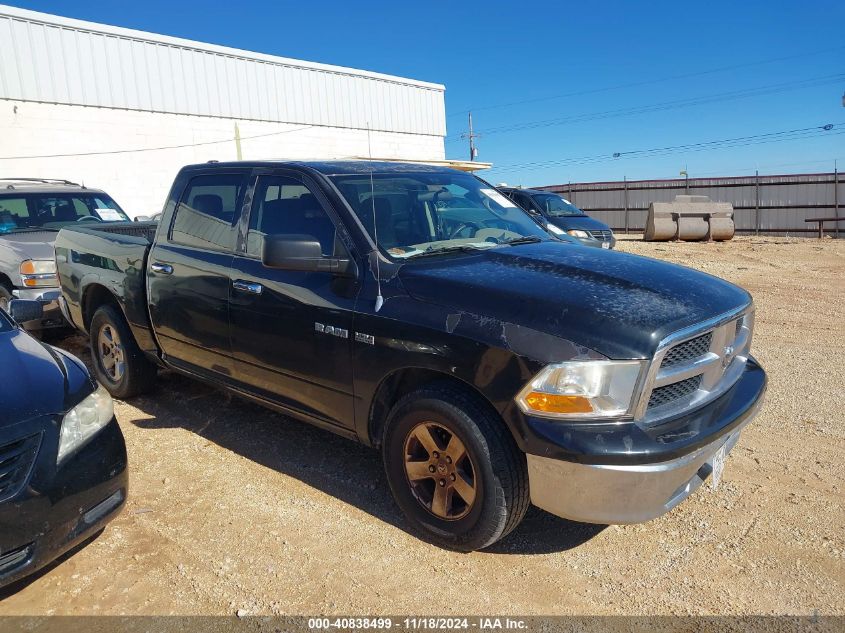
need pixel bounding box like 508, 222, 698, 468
8, 0, 845, 186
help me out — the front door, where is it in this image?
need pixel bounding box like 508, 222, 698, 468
228, 170, 359, 430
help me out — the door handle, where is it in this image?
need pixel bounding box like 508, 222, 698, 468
232, 279, 263, 295
150, 262, 173, 275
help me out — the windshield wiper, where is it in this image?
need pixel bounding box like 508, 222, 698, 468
497, 236, 544, 246
406, 244, 491, 259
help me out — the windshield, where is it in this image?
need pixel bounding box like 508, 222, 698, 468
0, 193, 129, 234
331, 171, 551, 258
531, 193, 585, 217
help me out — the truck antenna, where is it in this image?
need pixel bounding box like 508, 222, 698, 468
367, 123, 384, 312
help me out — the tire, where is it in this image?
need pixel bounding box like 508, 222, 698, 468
89, 304, 157, 398
382, 383, 529, 551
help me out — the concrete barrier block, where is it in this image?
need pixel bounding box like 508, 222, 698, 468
643, 195, 735, 242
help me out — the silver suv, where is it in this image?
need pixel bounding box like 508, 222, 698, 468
0, 179, 130, 332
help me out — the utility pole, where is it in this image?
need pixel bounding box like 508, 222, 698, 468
462, 112, 480, 161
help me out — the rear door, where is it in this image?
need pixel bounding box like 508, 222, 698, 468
147, 170, 249, 380
228, 169, 359, 430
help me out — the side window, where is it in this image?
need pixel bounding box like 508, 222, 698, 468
170, 173, 247, 251
246, 175, 337, 258
0, 197, 28, 231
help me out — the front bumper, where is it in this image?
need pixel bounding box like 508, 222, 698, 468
523, 357, 766, 524
0, 417, 128, 588
11, 287, 66, 330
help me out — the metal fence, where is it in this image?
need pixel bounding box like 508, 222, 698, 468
539, 171, 843, 236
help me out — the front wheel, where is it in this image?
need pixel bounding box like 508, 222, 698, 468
382, 384, 529, 551
89, 304, 157, 398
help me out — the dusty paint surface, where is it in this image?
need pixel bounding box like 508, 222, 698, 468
0, 236, 842, 617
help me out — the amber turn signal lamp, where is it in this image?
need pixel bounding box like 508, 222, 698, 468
523, 392, 594, 415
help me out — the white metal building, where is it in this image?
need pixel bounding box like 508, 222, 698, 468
0, 5, 447, 216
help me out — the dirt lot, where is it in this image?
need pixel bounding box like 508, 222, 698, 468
1, 235, 843, 616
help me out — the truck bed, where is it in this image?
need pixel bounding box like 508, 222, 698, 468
55, 221, 158, 352
68, 221, 158, 243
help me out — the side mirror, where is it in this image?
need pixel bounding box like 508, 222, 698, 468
262, 234, 354, 276
8, 299, 43, 324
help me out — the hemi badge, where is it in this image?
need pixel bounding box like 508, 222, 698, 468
355, 333, 375, 345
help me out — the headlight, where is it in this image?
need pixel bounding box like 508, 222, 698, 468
566, 229, 591, 239
58, 383, 114, 463
516, 360, 645, 419
20, 259, 57, 288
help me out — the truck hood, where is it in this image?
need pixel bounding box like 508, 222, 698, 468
0, 231, 59, 261
0, 328, 94, 428
398, 242, 750, 360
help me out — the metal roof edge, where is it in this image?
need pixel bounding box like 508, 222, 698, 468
0, 4, 445, 92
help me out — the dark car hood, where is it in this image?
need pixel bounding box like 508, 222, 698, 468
398, 242, 750, 360
547, 215, 610, 232
0, 328, 94, 428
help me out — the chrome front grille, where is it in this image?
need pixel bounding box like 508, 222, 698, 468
0, 433, 41, 502
648, 375, 702, 409
588, 229, 613, 241
661, 332, 713, 368
636, 307, 754, 422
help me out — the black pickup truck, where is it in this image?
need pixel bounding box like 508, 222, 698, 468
55, 160, 766, 550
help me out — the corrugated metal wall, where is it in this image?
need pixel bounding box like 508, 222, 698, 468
0, 5, 446, 136
541, 172, 843, 235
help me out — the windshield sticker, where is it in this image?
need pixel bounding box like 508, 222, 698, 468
97, 208, 123, 222
480, 189, 517, 208
546, 224, 565, 235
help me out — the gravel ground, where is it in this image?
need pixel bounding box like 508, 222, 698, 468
0, 235, 842, 616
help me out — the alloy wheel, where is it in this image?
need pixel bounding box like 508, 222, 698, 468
98, 324, 125, 382
403, 421, 478, 520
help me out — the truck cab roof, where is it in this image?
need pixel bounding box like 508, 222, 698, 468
182, 159, 461, 177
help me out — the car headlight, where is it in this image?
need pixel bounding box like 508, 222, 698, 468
516, 360, 645, 419
566, 229, 591, 239
58, 383, 114, 463
20, 259, 57, 288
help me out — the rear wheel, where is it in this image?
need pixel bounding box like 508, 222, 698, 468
382, 384, 529, 551
89, 305, 157, 398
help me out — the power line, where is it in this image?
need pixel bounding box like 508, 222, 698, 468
0, 125, 316, 160
447, 73, 845, 140
446, 45, 845, 118
680, 157, 845, 178
486, 123, 845, 172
